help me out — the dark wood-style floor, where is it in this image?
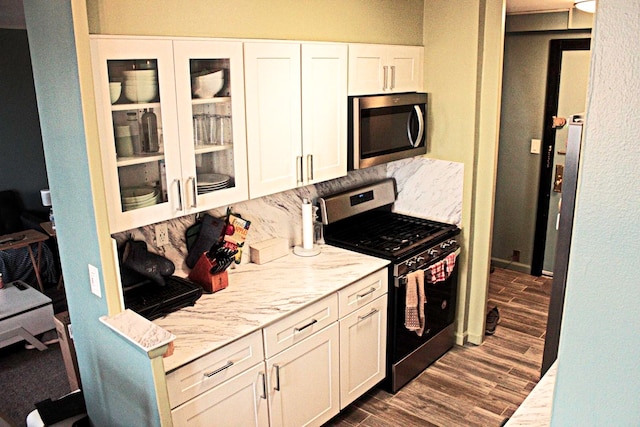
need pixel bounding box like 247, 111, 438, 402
325, 267, 552, 427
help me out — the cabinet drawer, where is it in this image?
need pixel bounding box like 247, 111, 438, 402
338, 268, 388, 318
166, 330, 264, 408
263, 294, 338, 358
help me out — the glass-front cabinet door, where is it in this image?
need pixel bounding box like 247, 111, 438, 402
173, 40, 248, 212
90, 37, 248, 233
91, 37, 181, 233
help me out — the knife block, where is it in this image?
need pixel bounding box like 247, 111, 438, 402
188, 253, 229, 293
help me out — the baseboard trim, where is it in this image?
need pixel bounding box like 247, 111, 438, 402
454, 330, 468, 346
491, 257, 531, 274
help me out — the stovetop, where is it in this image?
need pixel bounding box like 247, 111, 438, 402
323, 210, 459, 261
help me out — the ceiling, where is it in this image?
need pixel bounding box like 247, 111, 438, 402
0, 0, 581, 30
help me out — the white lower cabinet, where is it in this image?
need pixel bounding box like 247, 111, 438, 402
266, 323, 340, 427
165, 268, 388, 426
171, 362, 269, 426
339, 295, 388, 409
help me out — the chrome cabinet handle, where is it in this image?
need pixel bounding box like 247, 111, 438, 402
307, 154, 314, 181
190, 176, 197, 208
296, 156, 303, 185
259, 372, 267, 399
390, 65, 396, 90
358, 308, 379, 322
407, 105, 425, 148
357, 287, 376, 299
383, 65, 389, 91
274, 364, 281, 391
204, 360, 234, 378
294, 318, 317, 333
175, 179, 183, 211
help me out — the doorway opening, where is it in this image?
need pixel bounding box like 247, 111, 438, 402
531, 38, 591, 277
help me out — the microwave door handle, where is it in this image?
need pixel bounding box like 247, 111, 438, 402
407, 105, 425, 148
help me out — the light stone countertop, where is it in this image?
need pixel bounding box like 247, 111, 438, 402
153, 244, 390, 373
505, 361, 557, 426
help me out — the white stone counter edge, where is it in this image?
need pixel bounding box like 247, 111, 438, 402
504, 361, 557, 426
100, 309, 176, 358
153, 244, 390, 372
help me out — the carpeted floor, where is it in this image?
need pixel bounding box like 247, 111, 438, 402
0, 340, 71, 426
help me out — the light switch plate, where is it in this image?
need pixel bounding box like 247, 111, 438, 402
89, 264, 102, 297
530, 138, 541, 154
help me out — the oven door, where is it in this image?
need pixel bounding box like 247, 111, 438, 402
349, 92, 428, 170
389, 261, 459, 365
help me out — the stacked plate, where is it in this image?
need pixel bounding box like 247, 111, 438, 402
121, 187, 160, 211
196, 173, 230, 195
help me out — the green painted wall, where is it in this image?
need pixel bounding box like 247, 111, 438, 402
423, 0, 505, 345
551, 1, 640, 424
23, 1, 163, 425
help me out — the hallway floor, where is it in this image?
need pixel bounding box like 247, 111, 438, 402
325, 267, 552, 427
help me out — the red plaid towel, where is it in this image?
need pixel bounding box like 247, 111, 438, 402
427, 259, 446, 283
445, 252, 457, 275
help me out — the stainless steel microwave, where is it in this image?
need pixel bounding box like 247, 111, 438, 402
348, 92, 428, 170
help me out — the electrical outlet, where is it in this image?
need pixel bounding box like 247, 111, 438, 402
512, 250, 521, 262
156, 223, 169, 246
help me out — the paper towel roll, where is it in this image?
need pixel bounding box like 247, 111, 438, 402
302, 198, 314, 250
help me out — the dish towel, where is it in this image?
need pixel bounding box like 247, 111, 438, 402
405, 270, 426, 336
445, 252, 457, 276
427, 259, 446, 284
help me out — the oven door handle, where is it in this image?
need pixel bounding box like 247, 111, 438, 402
395, 247, 461, 287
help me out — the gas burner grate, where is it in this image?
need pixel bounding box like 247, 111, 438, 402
324, 211, 455, 258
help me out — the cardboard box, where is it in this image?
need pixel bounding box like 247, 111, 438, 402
54, 311, 81, 391
250, 237, 290, 264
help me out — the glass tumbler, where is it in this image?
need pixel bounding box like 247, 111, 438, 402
215, 115, 232, 145
193, 114, 207, 146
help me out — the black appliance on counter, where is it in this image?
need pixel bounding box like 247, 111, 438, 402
122, 273, 202, 321
319, 178, 460, 393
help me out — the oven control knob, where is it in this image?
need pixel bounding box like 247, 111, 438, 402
428, 249, 438, 257
406, 259, 415, 267
416, 256, 425, 263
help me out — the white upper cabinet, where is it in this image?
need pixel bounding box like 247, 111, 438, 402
348, 44, 424, 95
91, 37, 248, 233
244, 42, 347, 199
301, 44, 348, 185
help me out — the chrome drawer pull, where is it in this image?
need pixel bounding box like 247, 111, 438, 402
259, 372, 267, 399
204, 360, 234, 378
274, 364, 281, 391
358, 308, 379, 322
294, 318, 317, 333
357, 287, 376, 299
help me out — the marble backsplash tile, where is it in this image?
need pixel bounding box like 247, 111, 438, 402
113, 158, 463, 276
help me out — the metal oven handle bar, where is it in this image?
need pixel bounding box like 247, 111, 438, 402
395, 247, 461, 287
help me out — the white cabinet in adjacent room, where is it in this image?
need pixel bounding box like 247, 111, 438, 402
244, 42, 347, 199
348, 44, 423, 95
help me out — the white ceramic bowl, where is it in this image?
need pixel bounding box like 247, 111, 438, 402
123, 82, 158, 103
123, 69, 157, 79
192, 70, 224, 98
109, 82, 122, 104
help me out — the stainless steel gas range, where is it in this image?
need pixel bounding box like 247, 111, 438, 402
319, 178, 461, 393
